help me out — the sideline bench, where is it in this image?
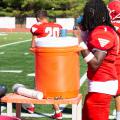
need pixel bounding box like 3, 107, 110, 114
0, 93, 82, 120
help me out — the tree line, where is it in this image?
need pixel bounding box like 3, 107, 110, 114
0, 0, 110, 18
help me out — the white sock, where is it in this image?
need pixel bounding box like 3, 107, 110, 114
116, 111, 120, 120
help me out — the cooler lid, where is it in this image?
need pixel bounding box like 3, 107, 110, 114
35, 37, 79, 47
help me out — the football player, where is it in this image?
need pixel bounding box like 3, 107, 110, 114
30, 10, 62, 48
30, 10, 63, 119
107, 1, 120, 120
76, 0, 119, 119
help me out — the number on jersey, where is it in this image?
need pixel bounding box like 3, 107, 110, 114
45, 27, 60, 37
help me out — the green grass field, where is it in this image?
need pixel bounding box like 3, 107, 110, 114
0, 32, 115, 120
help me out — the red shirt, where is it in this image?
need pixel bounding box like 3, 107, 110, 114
112, 20, 120, 54
87, 25, 119, 81
112, 20, 120, 74
112, 20, 120, 34
30, 22, 62, 37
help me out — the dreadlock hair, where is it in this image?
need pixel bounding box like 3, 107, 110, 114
81, 0, 115, 32
35, 10, 48, 19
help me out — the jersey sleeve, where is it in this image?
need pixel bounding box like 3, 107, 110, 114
30, 24, 42, 35
89, 27, 115, 51
113, 22, 120, 34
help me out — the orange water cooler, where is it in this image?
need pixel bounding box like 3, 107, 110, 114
33, 37, 80, 98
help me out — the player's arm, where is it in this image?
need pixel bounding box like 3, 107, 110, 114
74, 26, 88, 44
79, 39, 107, 72
80, 47, 106, 71
30, 25, 40, 48
31, 35, 37, 48
79, 26, 115, 71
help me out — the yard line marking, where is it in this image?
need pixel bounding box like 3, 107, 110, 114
27, 73, 35, 77
24, 52, 29, 55
0, 70, 22, 73
0, 33, 8, 36
0, 39, 31, 48
0, 52, 5, 54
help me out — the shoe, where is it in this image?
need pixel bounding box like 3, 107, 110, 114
51, 112, 62, 119
22, 103, 35, 114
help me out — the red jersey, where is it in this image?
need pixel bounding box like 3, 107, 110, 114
30, 22, 62, 37
111, 20, 120, 53
112, 20, 120, 34
87, 25, 119, 81
112, 20, 120, 67
112, 20, 120, 95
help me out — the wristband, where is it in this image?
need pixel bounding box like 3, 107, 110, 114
79, 42, 88, 50
84, 52, 94, 63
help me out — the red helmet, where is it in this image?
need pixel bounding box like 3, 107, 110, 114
107, 0, 120, 20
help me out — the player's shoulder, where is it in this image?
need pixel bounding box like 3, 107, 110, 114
30, 22, 43, 34
89, 25, 118, 50
111, 20, 120, 34
92, 25, 114, 34
91, 25, 116, 41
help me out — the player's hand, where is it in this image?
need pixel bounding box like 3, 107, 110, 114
29, 47, 36, 53
73, 26, 81, 38
73, 26, 84, 44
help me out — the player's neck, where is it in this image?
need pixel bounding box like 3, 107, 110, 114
41, 18, 48, 23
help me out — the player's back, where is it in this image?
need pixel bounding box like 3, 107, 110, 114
31, 22, 62, 38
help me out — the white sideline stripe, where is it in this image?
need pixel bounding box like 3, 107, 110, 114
80, 72, 87, 86
0, 39, 31, 48
0, 52, 5, 54
0, 70, 22, 73
1, 112, 72, 118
